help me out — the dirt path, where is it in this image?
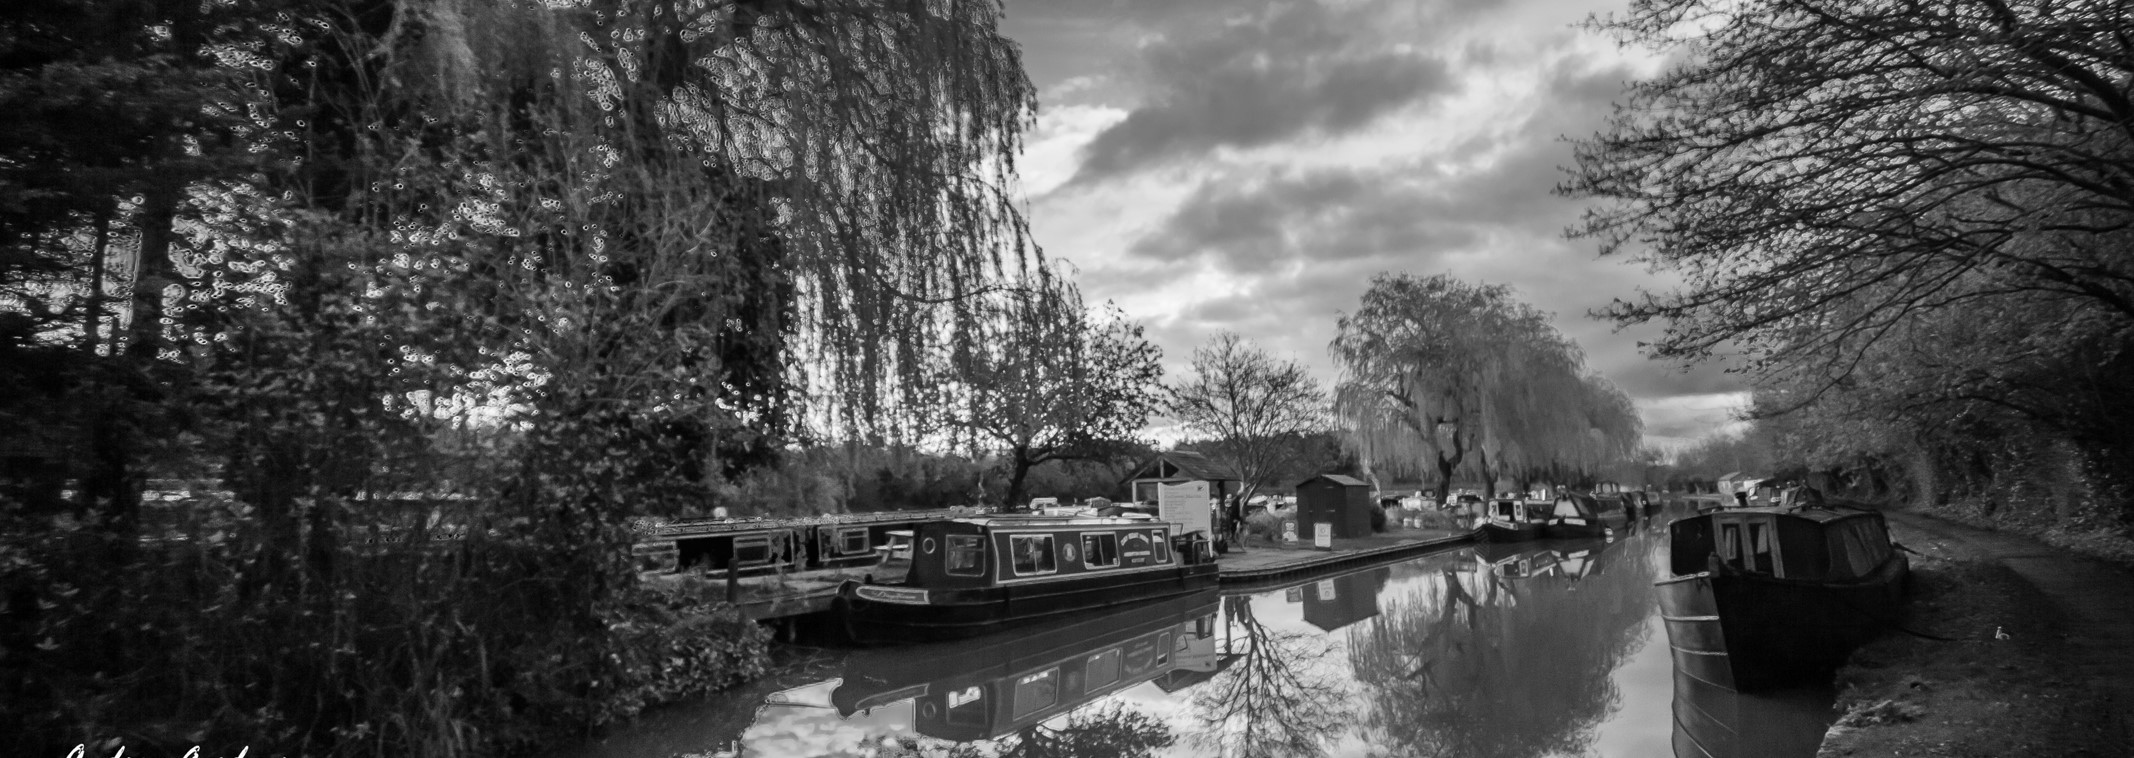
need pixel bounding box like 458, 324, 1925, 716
1882, 510, 2134, 747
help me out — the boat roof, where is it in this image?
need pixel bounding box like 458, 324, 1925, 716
1688, 504, 1881, 523
949, 515, 1174, 529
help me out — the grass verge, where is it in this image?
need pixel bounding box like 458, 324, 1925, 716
1818, 556, 2120, 757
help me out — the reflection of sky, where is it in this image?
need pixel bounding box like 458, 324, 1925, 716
741, 680, 917, 757
594, 533, 1813, 758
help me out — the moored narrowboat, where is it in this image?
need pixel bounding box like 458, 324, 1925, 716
837, 515, 1220, 644
1542, 491, 1631, 539
1657, 504, 1908, 692
1477, 498, 1549, 541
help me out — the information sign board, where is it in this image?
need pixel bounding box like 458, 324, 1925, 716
1158, 481, 1213, 539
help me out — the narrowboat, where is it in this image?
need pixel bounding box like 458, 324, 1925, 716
837, 515, 1220, 644
1657, 505, 1908, 692
1476, 498, 1549, 541
832, 588, 1223, 741
1542, 491, 1631, 539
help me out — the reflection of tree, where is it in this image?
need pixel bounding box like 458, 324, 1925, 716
1190, 594, 1348, 758
1346, 538, 1660, 758
881, 703, 1173, 758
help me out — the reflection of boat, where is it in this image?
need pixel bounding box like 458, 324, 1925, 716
1471, 540, 1560, 577
1671, 668, 1834, 758
1657, 505, 1908, 691
1541, 492, 1631, 539
1470, 538, 1611, 579
830, 589, 1223, 742
837, 515, 1220, 643
1476, 498, 1549, 541
1549, 539, 1613, 579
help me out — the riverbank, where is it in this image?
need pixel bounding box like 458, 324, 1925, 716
1219, 526, 1470, 583
1818, 510, 2133, 757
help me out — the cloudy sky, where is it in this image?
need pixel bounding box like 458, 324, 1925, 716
992, 0, 1750, 449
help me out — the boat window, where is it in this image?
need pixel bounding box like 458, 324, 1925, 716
1829, 519, 1889, 578
1748, 523, 1777, 574
1152, 532, 1171, 563
1122, 638, 1156, 674
1085, 650, 1121, 690
1011, 669, 1060, 720
945, 686, 985, 726
1493, 501, 1515, 519
945, 534, 985, 576
733, 535, 770, 565
840, 527, 868, 554
1010, 535, 1057, 576
1082, 533, 1120, 568
875, 532, 915, 584
1719, 523, 1742, 566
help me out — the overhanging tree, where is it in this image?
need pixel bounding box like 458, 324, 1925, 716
1567, 0, 2134, 524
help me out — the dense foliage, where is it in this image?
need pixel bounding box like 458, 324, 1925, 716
1571, 0, 2134, 536
0, 0, 1041, 754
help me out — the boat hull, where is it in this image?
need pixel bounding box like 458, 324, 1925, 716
1657, 555, 1909, 691
1477, 521, 1543, 542
839, 563, 1220, 644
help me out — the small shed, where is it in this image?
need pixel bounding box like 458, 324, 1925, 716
1295, 474, 1374, 539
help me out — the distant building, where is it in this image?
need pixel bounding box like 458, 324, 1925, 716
1123, 450, 1243, 505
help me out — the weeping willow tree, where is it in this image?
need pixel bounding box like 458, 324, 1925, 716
1330, 274, 1642, 499
3, 0, 1045, 754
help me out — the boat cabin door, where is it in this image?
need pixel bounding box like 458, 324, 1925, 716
1710, 514, 1783, 576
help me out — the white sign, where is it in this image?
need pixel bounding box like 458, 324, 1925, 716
1316, 579, 1337, 601
1158, 481, 1213, 539
1314, 522, 1333, 550
1282, 520, 1298, 543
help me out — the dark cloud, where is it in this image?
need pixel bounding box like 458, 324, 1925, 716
1116, 57, 1740, 408
1067, 2, 1456, 185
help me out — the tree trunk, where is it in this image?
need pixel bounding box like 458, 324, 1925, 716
1476, 446, 1495, 499
1004, 449, 1035, 509
1433, 420, 1465, 502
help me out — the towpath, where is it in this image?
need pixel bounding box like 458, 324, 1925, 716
1881, 510, 2134, 747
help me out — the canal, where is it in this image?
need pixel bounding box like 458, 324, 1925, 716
561, 510, 1838, 758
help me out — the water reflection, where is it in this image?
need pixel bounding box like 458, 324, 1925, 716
1188, 591, 1352, 758
560, 519, 1841, 758
1670, 672, 1833, 758
1347, 537, 1658, 758
832, 589, 1219, 755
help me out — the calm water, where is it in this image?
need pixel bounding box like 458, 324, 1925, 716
562, 510, 1837, 758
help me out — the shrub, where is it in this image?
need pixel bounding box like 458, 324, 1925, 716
1369, 504, 1388, 532
1244, 511, 1287, 544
